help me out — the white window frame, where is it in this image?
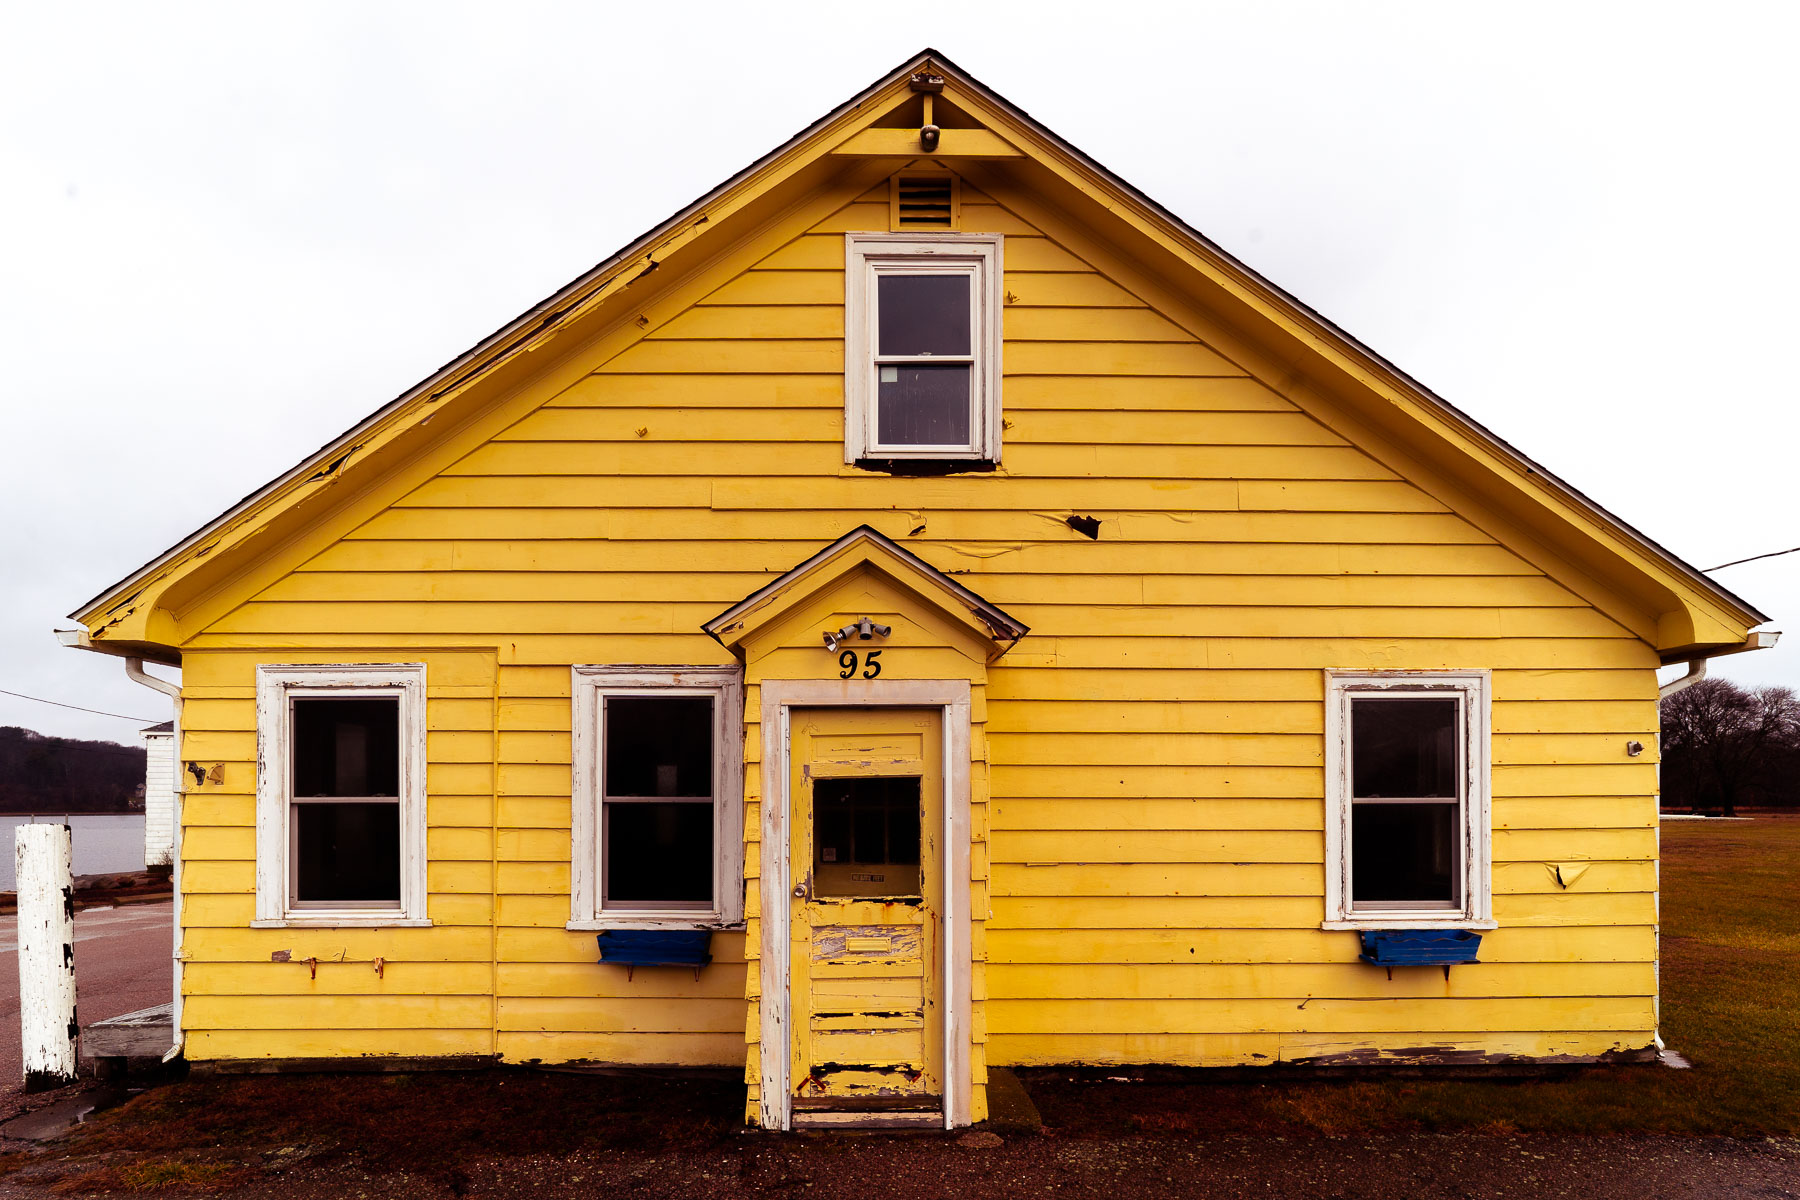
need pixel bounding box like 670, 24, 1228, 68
252, 663, 430, 928
1322, 670, 1493, 931
569, 665, 744, 930
844, 232, 1003, 463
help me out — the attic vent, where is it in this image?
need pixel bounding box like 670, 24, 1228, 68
890, 172, 959, 231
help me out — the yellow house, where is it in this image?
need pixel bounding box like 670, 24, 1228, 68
62, 51, 1772, 1131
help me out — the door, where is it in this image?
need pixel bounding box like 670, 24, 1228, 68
788, 707, 943, 1125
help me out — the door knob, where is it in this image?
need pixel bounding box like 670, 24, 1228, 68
792, 883, 808, 899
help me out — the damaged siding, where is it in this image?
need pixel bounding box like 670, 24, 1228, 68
169, 174, 1659, 1082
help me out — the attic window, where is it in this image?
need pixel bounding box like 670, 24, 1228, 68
890, 172, 959, 231
844, 232, 1003, 463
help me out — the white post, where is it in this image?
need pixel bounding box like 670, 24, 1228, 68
16, 824, 76, 1090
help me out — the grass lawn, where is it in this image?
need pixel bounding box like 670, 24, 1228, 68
5, 814, 1793, 1191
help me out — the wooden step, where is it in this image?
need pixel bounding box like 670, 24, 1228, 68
792, 1109, 943, 1131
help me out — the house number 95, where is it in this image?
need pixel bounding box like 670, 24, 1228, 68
838, 649, 883, 679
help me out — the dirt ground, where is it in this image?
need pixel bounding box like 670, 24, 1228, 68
0, 1071, 1790, 1199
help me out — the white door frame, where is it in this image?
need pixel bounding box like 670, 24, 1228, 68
757, 679, 973, 1131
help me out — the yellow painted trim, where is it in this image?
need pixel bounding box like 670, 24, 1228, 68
832, 128, 1021, 158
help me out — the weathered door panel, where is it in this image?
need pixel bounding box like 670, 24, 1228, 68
789, 708, 943, 1111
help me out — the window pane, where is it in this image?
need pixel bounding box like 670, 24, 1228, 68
605, 801, 713, 905
877, 273, 970, 356
293, 698, 399, 798
813, 776, 921, 898
1351, 698, 1458, 798
604, 696, 713, 798
293, 801, 400, 903
877, 363, 971, 446
1352, 802, 1460, 905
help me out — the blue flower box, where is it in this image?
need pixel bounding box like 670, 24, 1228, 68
1358, 929, 1482, 968
596, 929, 713, 979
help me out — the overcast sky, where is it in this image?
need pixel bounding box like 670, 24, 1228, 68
5, 2, 1798, 745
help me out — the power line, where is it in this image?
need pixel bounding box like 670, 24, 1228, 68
0, 687, 159, 724
1706, 545, 1800, 572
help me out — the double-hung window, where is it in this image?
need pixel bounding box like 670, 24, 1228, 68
254, 664, 428, 927
844, 232, 1002, 463
1323, 671, 1491, 929
570, 666, 743, 929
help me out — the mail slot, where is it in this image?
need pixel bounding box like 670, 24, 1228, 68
846, 936, 891, 952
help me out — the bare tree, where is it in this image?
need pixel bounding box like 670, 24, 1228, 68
1660, 678, 1800, 815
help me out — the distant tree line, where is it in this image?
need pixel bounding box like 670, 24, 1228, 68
1660, 678, 1800, 815
0, 727, 146, 814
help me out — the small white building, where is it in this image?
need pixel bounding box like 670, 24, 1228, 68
140, 721, 174, 869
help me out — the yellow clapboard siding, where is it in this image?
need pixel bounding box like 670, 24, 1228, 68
185, 994, 492, 1031
1491, 827, 1656, 861
985, 1031, 1646, 1068
990, 896, 1321, 929
186, 1028, 492, 1060
498, 1030, 741, 1066
1493, 860, 1655, 894
497, 963, 747, 998
993, 797, 1323, 832
183, 826, 256, 858
993, 863, 1323, 898
302, 538, 1542, 579
649, 305, 843, 340
757, 232, 1088, 271
987, 731, 1321, 767
335, 511, 1505, 551
496, 828, 571, 861
700, 270, 843, 305
496, 928, 747, 964
984, 996, 1654, 1035
984, 962, 1656, 1000
598, 337, 842, 375
993, 271, 1144, 308
1005, 340, 1242, 377
501, 407, 1351, 450
182, 862, 254, 893
443, 441, 1392, 481
994, 829, 1321, 864
1004, 375, 1291, 411
988, 700, 1324, 734
186, 929, 494, 962
183, 961, 494, 996
1494, 733, 1658, 763
986, 926, 1656, 965
1002, 306, 1202, 342
496, 997, 743, 1033
1493, 700, 1660, 732
1494, 798, 1656, 829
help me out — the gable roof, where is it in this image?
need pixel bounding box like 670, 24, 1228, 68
703, 526, 1028, 659
64, 49, 1769, 667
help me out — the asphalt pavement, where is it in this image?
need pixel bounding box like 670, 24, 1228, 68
0, 901, 172, 1088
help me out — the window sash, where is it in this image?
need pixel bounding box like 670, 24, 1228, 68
1323, 673, 1490, 929
867, 263, 981, 455
254, 665, 427, 927
570, 667, 744, 929
844, 233, 1002, 463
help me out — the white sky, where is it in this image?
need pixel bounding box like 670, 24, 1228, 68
5, 1, 1798, 743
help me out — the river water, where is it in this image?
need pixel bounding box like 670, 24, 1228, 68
0, 814, 146, 891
